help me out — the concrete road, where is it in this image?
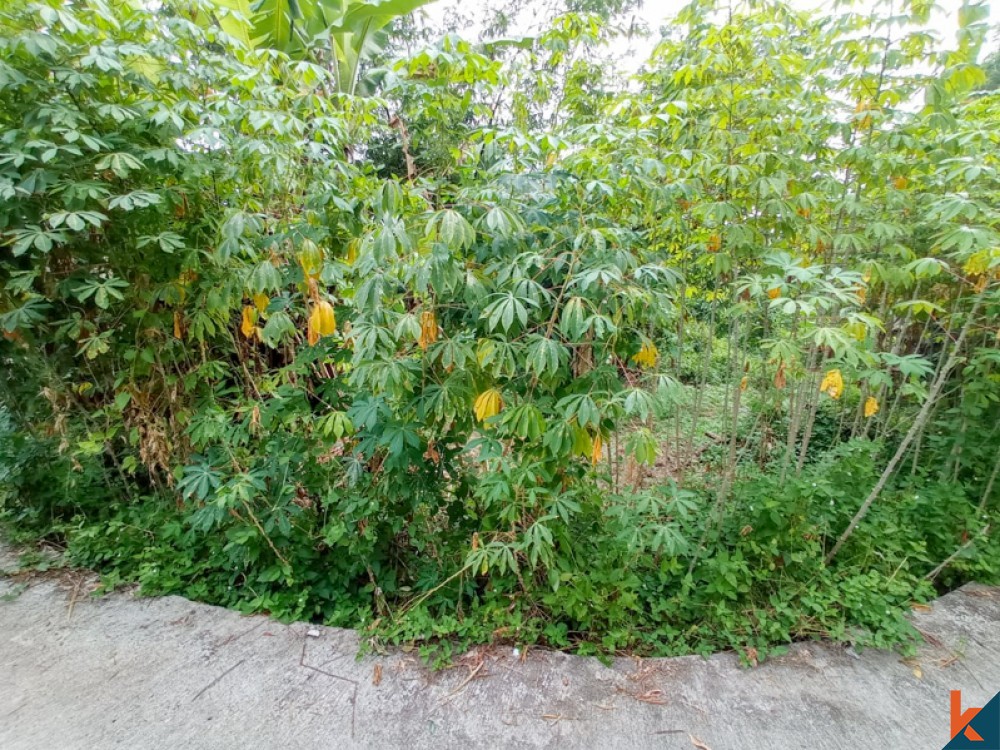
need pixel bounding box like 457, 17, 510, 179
1, 547, 998, 749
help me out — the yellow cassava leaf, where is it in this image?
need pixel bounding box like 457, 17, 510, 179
474, 388, 503, 425
632, 341, 658, 369
591, 434, 603, 466
964, 252, 989, 277
307, 300, 336, 345
819, 369, 843, 400
418, 310, 438, 350
240, 305, 256, 339
253, 293, 269, 316
864, 396, 879, 418
845, 320, 867, 341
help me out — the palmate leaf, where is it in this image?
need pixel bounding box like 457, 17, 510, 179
559, 296, 588, 340
178, 461, 223, 502
494, 403, 546, 441
427, 208, 476, 251
649, 523, 687, 556
621, 388, 657, 422
521, 517, 555, 568
524, 335, 567, 379
556, 393, 601, 430
377, 422, 421, 459
47, 210, 107, 232
0, 296, 50, 332
481, 292, 535, 333
73, 277, 129, 309
260, 310, 295, 346
249, 259, 284, 292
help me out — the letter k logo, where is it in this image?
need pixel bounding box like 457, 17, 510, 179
953, 691, 985, 742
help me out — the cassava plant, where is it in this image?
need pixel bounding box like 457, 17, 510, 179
1, 0, 998, 661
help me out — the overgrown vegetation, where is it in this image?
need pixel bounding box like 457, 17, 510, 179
1, 0, 998, 664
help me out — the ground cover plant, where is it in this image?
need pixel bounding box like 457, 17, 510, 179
1, 0, 998, 664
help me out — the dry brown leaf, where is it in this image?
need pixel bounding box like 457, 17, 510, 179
690, 734, 712, 750
774, 362, 786, 390
372, 663, 382, 686
901, 658, 923, 680
423, 440, 440, 464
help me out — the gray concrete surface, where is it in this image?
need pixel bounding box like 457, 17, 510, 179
1, 544, 998, 750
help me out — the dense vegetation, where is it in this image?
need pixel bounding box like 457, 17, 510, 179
1, 0, 998, 664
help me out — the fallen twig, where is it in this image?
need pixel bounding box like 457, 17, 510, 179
65, 576, 83, 621
440, 660, 487, 704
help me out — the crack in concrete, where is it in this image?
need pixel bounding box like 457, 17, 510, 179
299, 638, 359, 739
191, 659, 247, 702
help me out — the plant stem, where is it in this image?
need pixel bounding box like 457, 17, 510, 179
977, 444, 1000, 515
925, 524, 990, 583
826, 295, 982, 564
